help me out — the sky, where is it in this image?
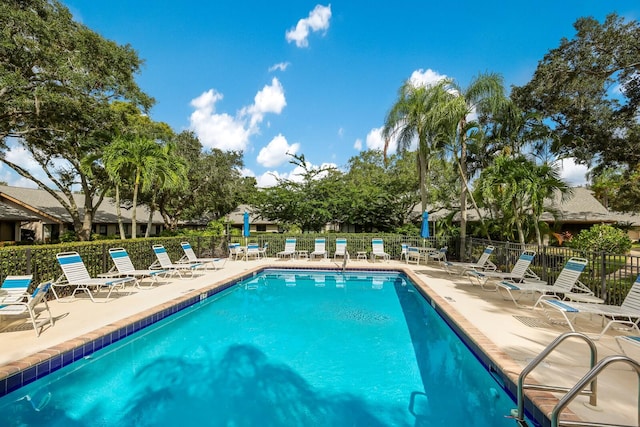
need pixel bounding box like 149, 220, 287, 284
4, 1, 640, 188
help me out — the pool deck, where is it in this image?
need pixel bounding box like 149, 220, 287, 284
0, 257, 638, 426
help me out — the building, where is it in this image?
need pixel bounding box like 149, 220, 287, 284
0, 185, 164, 243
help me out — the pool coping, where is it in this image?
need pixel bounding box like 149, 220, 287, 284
0, 263, 577, 426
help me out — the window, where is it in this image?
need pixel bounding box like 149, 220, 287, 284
256, 224, 267, 232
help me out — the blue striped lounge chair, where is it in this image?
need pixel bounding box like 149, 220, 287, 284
108, 247, 168, 289
310, 238, 328, 260
179, 242, 226, 269
54, 252, 136, 302
466, 250, 539, 290
0, 281, 54, 337
443, 245, 497, 275
371, 238, 390, 262
151, 245, 204, 278
0, 275, 33, 303
277, 239, 297, 259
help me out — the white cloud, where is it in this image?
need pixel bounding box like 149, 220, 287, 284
244, 78, 287, 129
337, 127, 344, 137
1, 143, 63, 188
353, 138, 362, 150
268, 62, 290, 72
558, 158, 589, 186
256, 171, 284, 188
189, 78, 286, 152
409, 69, 448, 88
364, 126, 399, 153
285, 4, 332, 47
257, 134, 300, 167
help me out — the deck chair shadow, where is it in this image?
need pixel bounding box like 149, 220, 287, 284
179, 242, 226, 270
334, 238, 349, 261
277, 238, 297, 259
151, 245, 204, 278
371, 238, 390, 262
310, 238, 328, 260
542, 274, 640, 339
0, 275, 33, 303
108, 248, 168, 289
0, 281, 54, 337
466, 250, 539, 290
54, 252, 135, 302
495, 257, 598, 308
443, 245, 496, 275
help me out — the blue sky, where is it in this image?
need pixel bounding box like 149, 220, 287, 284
5, 1, 639, 188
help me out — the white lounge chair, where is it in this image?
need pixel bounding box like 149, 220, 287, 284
107, 247, 168, 289
179, 242, 225, 269
229, 243, 244, 260
151, 245, 204, 278
371, 238, 390, 262
542, 274, 640, 338
310, 238, 328, 260
400, 244, 409, 262
406, 246, 421, 265
466, 250, 539, 290
428, 246, 448, 266
334, 238, 349, 260
54, 252, 136, 302
443, 245, 497, 275
257, 242, 269, 259
495, 257, 599, 308
277, 238, 297, 259
0, 275, 33, 303
0, 281, 54, 337
243, 243, 261, 260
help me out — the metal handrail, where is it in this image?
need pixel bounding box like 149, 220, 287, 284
551, 354, 640, 427
514, 332, 598, 425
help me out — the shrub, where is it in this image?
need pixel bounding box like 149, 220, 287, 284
569, 224, 632, 254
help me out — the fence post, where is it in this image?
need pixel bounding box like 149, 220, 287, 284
600, 251, 607, 301
26, 247, 32, 275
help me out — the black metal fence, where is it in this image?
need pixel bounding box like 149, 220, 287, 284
2, 234, 637, 305
466, 237, 640, 305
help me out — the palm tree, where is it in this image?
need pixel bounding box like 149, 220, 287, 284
142, 142, 187, 237
475, 155, 570, 245
382, 79, 458, 212
103, 135, 164, 239
447, 73, 506, 254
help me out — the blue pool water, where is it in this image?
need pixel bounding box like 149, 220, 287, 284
0, 269, 528, 426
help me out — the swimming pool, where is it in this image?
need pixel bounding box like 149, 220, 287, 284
0, 269, 532, 426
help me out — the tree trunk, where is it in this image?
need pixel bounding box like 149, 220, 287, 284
459, 131, 468, 260
115, 185, 126, 239
131, 169, 140, 239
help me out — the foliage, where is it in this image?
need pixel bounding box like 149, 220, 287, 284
512, 14, 640, 172
59, 230, 78, 243
157, 131, 248, 230
0, 0, 152, 240
569, 224, 632, 254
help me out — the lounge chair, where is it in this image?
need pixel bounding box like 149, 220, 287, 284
243, 243, 261, 260
615, 335, 640, 355
443, 245, 496, 275
179, 242, 226, 269
495, 257, 599, 308
0, 275, 33, 303
400, 244, 409, 262
277, 238, 297, 259
428, 246, 448, 266
371, 238, 390, 262
257, 242, 269, 259
229, 243, 244, 260
466, 250, 539, 290
542, 274, 640, 339
0, 281, 54, 337
151, 245, 204, 278
334, 238, 349, 260
107, 247, 168, 289
406, 246, 421, 265
310, 238, 328, 260
54, 252, 136, 302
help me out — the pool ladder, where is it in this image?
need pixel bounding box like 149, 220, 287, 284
512, 331, 640, 427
